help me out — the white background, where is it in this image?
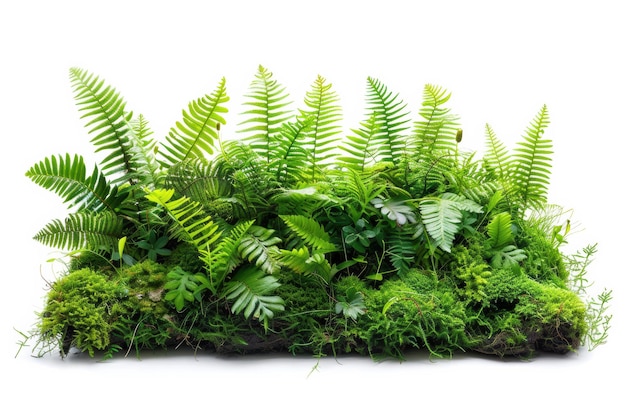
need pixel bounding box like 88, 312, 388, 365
1, 1, 623, 415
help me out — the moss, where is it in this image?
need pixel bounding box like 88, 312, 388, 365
356, 278, 469, 359
39, 268, 126, 356
472, 269, 588, 356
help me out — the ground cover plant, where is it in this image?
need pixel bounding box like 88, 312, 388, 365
17, 66, 612, 361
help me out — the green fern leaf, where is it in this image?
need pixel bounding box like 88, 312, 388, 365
128, 114, 162, 188
484, 123, 512, 180
238, 65, 293, 162
163, 266, 207, 312
223, 266, 285, 327
69, 68, 136, 183
490, 245, 527, 268
419, 192, 483, 252
414, 84, 460, 158
301, 75, 342, 180
364, 77, 411, 164
25, 153, 128, 213
33, 211, 124, 251
159, 77, 229, 168
280, 214, 336, 252
271, 114, 314, 185
339, 113, 380, 172
512, 105, 552, 213
277, 247, 332, 281
144, 188, 221, 250
201, 220, 255, 288
486, 211, 514, 248
238, 225, 282, 274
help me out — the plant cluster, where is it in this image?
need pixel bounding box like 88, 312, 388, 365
18, 66, 611, 361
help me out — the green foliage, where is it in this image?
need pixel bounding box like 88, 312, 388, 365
223, 266, 285, 329
163, 266, 208, 312
158, 77, 229, 168
335, 287, 366, 321
21, 66, 609, 361
418, 192, 483, 252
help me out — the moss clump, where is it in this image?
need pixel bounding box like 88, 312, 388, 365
39, 268, 126, 356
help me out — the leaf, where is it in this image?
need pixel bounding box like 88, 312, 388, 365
335, 287, 366, 321
413, 84, 460, 158
238, 65, 293, 162
419, 193, 482, 252
69, 68, 136, 183
25, 153, 128, 213
164, 267, 207, 312
223, 266, 285, 328
372, 197, 417, 226
33, 211, 124, 251
511, 105, 553, 213
159, 77, 229, 168
486, 212, 514, 248
280, 214, 336, 252
300, 75, 342, 180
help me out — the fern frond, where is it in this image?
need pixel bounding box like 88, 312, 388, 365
301, 75, 342, 180
270, 114, 313, 185
364, 77, 412, 164
223, 266, 285, 328
33, 211, 124, 251
144, 188, 221, 250
419, 192, 483, 252
165, 158, 234, 208
238, 65, 293, 162
277, 247, 332, 281
511, 105, 552, 214
159, 77, 229, 168
386, 230, 417, 276
483, 123, 512, 180
25, 153, 128, 213
413, 84, 460, 159
201, 220, 255, 287
280, 214, 336, 252
127, 114, 162, 188
238, 225, 282, 274
486, 212, 514, 248
339, 113, 380, 172
69, 68, 135, 184
444, 152, 499, 203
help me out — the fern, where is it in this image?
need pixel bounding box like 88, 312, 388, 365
339, 78, 410, 169
69, 68, 136, 184
223, 266, 285, 328
238, 65, 293, 163
277, 246, 332, 282
238, 225, 282, 274
144, 188, 221, 251
484, 123, 512, 181
128, 114, 162, 188
419, 192, 483, 252
270, 114, 313, 185
165, 158, 234, 209
163, 266, 208, 312
25, 153, 128, 213
33, 211, 124, 251
413, 84, 460, 159
280, 214, 336, 252
159, 77, 229, 168
201, 220, 255, 289
486, 212, 514, 248
511, 105, 552, 214
301, 75, 342, 181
